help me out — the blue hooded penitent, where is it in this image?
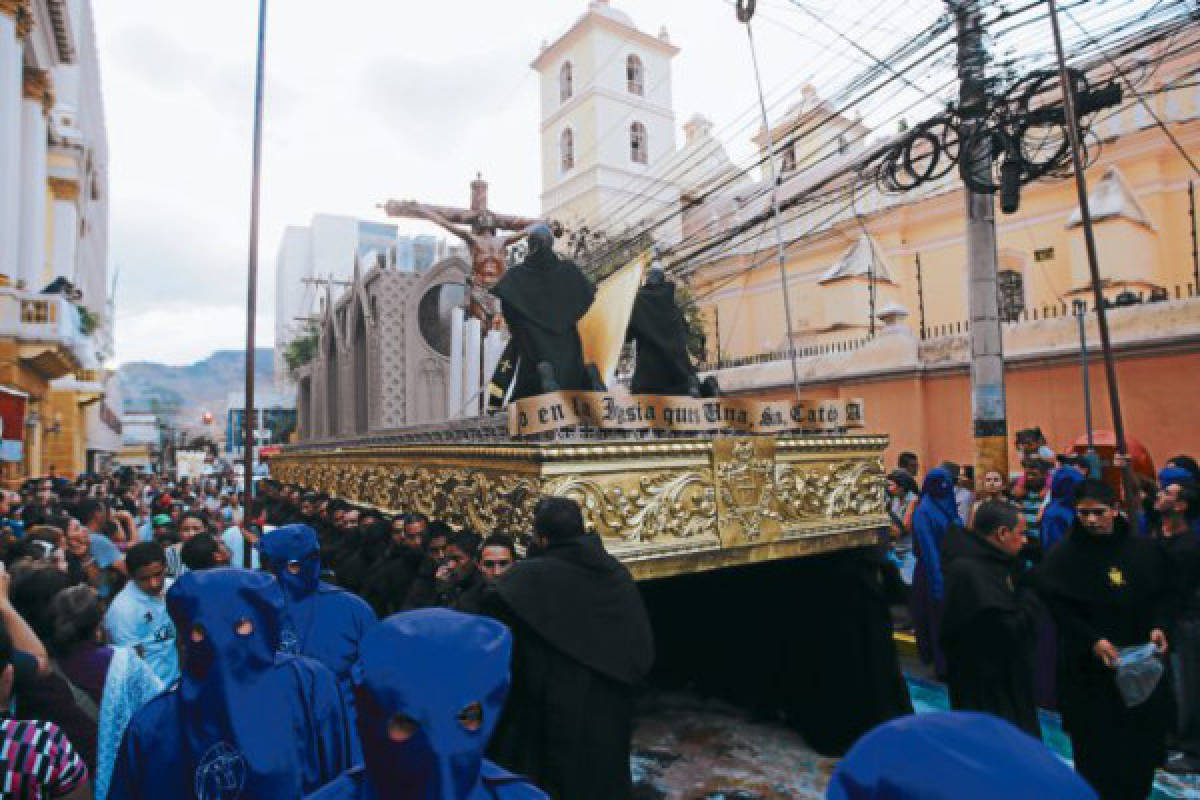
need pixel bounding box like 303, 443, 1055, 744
259, 524, 377, 759
912, 467, 961, 602
827, 712, 1097, 800
1041, 468, 1084, 551
306, 609, 546, 800
108, 569, 352, 799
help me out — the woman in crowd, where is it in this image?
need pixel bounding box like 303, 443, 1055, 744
48, 585, 163, 800
966, 469, 1007, 529
10, 565, 100, 777
886, 470, 919, 544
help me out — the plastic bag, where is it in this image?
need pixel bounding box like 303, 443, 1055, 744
1115, 643, 1164, 708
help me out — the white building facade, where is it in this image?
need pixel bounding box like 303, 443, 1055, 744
532, 1, 683, 247
0, 0, 113, 479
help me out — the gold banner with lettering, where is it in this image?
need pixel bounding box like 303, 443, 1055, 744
508, 392, 866, 436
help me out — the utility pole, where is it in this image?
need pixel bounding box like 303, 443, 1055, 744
915, 252, 927, 339
1047, 0, 1138, 504
953, 1, 1008, 482
242, 0, 268, 530
1189, 181, 1198, 292
737, 1, 803, 402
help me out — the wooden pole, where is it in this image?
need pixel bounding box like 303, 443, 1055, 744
1047, 0, 1138, 503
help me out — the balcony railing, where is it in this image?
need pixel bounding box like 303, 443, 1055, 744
0, 288, 97, 371
919, 283, 1199, 342
697, 335, 872, 372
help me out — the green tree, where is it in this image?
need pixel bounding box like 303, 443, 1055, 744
283, 321, 320, 378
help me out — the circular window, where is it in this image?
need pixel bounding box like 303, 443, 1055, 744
417, 283, 467, 357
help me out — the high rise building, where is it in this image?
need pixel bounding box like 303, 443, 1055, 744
412, 235, 439, 272
274, 215, 448, 388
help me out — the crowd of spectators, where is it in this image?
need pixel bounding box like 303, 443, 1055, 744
0, 468, 650, 799
886, 431, 1200, 798
1, 437, 1197, 798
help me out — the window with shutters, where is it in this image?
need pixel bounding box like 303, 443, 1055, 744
630, 122, 648, 165
560, 128, 574, 172
998, 270, 1026, 321
559, 62, 573, 104
626, 55, 644, 95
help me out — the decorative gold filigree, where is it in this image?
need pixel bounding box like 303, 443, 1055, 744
267, 435, 889, 579
713, 438, 780, 542
543, 471, 716, 543
775, 457, 886, 520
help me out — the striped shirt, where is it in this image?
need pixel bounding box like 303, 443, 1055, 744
0, 715, 88, 799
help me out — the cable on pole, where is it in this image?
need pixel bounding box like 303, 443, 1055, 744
738, 3, 802, 401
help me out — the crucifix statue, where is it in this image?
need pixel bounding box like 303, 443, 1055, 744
382, 174, 553, 325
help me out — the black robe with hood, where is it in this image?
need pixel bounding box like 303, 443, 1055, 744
484, 534, 654, 800
1036, 516, 1171, 800
491, 247, 594, 400
358, 544, 426, 618
626, 279, 696, 396
941, 529, 1042, 738
1158, 528, 1200, 759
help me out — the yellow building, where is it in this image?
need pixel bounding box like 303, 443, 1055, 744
0, 0, 115, 481
673, 28, 1200, 468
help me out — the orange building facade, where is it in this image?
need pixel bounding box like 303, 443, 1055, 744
686, 30, 1200, 474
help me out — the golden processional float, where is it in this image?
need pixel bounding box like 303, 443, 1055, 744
269, 209, 890, 581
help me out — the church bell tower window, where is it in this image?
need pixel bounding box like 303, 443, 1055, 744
627, 54, 644, 95
560, 61, 573, 104
630, 122, 648, 165
560, 128, 575, 172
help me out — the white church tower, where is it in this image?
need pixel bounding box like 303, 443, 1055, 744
532, 1, 682, 245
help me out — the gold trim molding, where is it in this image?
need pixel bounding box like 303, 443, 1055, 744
270, 433, 890, 580
48, 177, 79, 202
5, 0, 32, 39
22, 67, 53, 113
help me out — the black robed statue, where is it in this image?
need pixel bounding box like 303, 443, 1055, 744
490, 224, 597, 401
626, 261, 717, 398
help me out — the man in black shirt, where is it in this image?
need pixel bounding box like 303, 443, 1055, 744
486, 497, 653, 800
941, 501, 1042, 737
1037, 479, 1170, 800
360, 513, 429, 618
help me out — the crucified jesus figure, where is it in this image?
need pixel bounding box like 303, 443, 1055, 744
382, 175, 554, 326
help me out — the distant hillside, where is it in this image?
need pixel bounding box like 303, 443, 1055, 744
119, 348, 277, 433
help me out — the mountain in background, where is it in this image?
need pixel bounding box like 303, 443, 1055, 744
119, 348, 277, 435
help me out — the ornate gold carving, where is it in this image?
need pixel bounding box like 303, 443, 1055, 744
775, 457, 887, 520
268, 433, 889, 579
21, 67, 53, 112
543, 470, 716, 543
10, 0, 32, 39
712, 437, 780, 544
48, 177, 79, 202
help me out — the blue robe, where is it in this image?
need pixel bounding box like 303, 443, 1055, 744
910, 467, 961, 676
306, 609, 547, 800
108, 569, 352, 800
1041, 469, 1083, 552
828, 712, 1096, 800
259, 525, 377, 762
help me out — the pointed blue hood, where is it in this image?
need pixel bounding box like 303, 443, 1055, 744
828, 712, 1096, 800
354, 609, 512, 799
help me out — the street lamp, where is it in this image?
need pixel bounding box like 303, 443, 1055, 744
1072, 299, 1096, 456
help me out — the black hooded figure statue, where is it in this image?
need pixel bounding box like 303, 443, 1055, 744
490, 224, 597, 400
626, 259, 703, 397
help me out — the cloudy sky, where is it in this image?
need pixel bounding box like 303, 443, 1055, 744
97, 0, 955, 365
